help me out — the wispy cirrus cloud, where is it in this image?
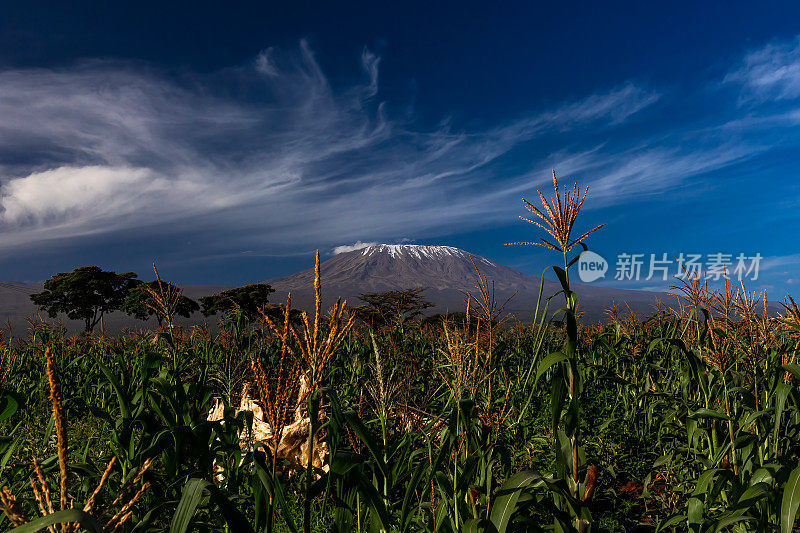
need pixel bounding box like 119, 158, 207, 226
760, 252, 800, 273
1, 35, 799, 270
0, 40, 660, 255
725, 36, 800, 102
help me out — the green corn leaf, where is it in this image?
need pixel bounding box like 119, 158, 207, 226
463, 518, 498, 532
0, 434, 21, 472
734, 483, 769, 512
13, 509, 105, 533
710, 515, 756, 532
170, 478, 209, 533
774, 383, 791, 456
98, 362, 131, 419
687, 496, 703, 531
655, 513, 686, 532
0, 395, 19, 422
688, 408, 729, 421
749, 466, 776, 486
401, 458, 429, 531
42, 414, 55, 448
490, 470, 542, 532
551, 374, 567, 432
781, 465, 800, 533
535, 352, 568, 385
552, 266, 570, 294
356, 476, 392, 531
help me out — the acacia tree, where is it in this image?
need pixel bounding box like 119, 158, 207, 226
356, 287, 434, 327
260, 303, 305, 326
30, 266, 139, 332
121, 280, 200, 326
199, 283, 275, 322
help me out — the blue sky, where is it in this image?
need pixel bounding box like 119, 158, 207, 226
0, 1, 799, 298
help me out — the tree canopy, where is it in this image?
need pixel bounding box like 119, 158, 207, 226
356, 287, 434, 327
260, 302, 305, 326
199, 283, 275, 321
30, 266, 138, 332
121, 280, 199, 325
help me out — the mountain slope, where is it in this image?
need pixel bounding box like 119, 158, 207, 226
268, 244, 669, 322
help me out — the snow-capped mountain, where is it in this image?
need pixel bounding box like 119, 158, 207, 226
268, 244, 669, 322
358, 244, 494, 264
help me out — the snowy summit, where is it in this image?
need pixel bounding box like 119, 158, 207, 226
358, 244, 495, 265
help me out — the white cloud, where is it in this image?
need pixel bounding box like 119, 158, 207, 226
332, 240, 379, 254
7, 38, 794, 262
553, 82, 660, 125
725, 36, 800, 102
761, 253, 800, 272
1, 166, 155, 225
254, 48, 279, 76
583, 143, 763, 203
0, 41, 661, 254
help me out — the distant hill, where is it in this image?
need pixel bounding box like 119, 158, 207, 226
267, 244, 671, 323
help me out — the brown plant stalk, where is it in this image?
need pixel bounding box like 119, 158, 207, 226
290, 251, 356, 393
257, 293, 303, 457
146, 263, 182, 328
45, 347, 69, 514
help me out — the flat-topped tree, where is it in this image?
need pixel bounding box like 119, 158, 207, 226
356, 287, 434, 327
122, 280, 200, 327
199, 283, 275, 322
30, 266, 139, 332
